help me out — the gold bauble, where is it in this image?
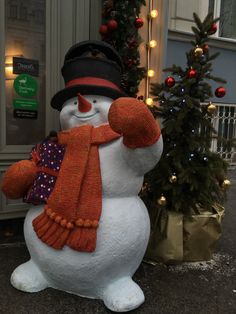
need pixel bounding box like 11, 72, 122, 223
169, 175, 177, 183
194, 47, 203, 57
207, 102, 217, 114
222, 179, 231, 189
157, 196, 167, 206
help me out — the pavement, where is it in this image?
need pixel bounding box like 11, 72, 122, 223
0, 170, 235, 314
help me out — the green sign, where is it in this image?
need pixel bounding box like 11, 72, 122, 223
13, 74, 38, 98
13, 98, 38, 110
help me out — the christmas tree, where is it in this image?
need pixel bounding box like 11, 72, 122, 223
141, 13, 230, 216
100, 0, 146, 96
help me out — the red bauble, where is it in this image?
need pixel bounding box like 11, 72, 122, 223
187, 69, 197, 78
126, 59, 134, 68
99, 24, 108, 35
107, 19, 118, 31
203, 44, 209, 53
165, 76, 175, 87
208, 23, 217, 35
134, 17, 144, 29
215, 87, 226, 98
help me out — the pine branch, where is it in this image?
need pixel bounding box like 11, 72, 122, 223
193, 13, 203, 32
205, 75, 227, 84
207, 52, 221, 61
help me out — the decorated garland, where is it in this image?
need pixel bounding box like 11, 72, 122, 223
100, 0, 146, 97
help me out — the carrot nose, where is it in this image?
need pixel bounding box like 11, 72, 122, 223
77, 93, 92, 113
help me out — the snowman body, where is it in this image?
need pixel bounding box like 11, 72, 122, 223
11, 95, 163, 312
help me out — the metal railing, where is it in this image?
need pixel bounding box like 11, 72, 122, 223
209, 103, 236, 166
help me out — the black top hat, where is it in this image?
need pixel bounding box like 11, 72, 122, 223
51, 40, 126, 111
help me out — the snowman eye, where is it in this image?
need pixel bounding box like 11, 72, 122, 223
93, 100, 97, 103
74, 101, 77, 105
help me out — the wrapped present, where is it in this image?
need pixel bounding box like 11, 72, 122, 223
145, 203, 225, 264
24, 138, 65, 205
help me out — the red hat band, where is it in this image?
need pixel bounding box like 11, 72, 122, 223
66, 77, 122, 92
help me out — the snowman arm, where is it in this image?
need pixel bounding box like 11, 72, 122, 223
1, 159, 37, 199
120, 135, 163, 175
108, 97, 162, 174
108, 97, 161, 149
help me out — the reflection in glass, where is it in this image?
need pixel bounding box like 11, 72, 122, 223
5, 0, 46, 145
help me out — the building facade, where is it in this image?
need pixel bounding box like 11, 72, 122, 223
0, 0, 235, 219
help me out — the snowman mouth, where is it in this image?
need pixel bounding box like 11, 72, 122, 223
73, 111, 98, 120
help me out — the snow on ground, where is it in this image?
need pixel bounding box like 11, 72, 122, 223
168, 253, 235, 276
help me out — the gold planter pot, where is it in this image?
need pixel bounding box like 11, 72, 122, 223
145, 204, 225, 264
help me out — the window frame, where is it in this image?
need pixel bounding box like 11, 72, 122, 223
168, 0, 236, 43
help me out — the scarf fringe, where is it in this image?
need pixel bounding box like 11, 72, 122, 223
66, 228, 96, 252
33, 211, 70, 250
32, 208, 98, 251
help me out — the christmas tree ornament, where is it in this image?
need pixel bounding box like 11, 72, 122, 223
157, 196, 167, 206
107, 19, 118, 31
134, 17, 144, 29
3, 40, 163, 313
207, 102, 217, 114
194, 47, 203, 57
165, 76, 175, 87
203, 44, 209, 53
169, 175, 177, 183
215, 87, 226, 98
99, 24, 108, 35
187, 69, 197, 78
208, 23, 217, 35
221, 179, 231, 189
126, 58, 134, 68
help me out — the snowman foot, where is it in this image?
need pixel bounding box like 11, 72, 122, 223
103, 277, 145, 312
11, 259, 48, 293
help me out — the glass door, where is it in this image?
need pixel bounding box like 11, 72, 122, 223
5, 0, 46, 145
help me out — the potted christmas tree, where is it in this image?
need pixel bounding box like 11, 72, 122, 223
141, 13, 231, 264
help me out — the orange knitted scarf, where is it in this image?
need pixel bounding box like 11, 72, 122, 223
33, 124, 120, 252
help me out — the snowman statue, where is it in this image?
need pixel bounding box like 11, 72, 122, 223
2, 41, 163, 312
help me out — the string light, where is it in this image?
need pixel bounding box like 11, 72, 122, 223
150, 9, 158, 18
145, 1, 158, 106
145, 98, 154, 106
147, 69, 155, 77
147, 40, 157, 48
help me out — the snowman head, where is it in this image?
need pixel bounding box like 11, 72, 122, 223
60, 94, 113, 130
51, 41, 126, 113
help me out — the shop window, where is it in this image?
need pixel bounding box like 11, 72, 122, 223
169, 0, 236, 40
5, 0, 46, 145
9, 4, 17, 19
19, 6, 28, 21
34, 10, 44, 24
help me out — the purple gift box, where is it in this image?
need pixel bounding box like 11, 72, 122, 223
24, 138, 65, 205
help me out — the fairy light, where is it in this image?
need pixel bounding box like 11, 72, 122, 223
145, 0, 158, 106
147, 40, 157, 48
147, 69, 155, 77
150, 9, 158, 18
145, 98, 154, 106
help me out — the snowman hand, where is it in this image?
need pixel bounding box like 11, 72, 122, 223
1, 160, 37, 199
108, 97, 161, 148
